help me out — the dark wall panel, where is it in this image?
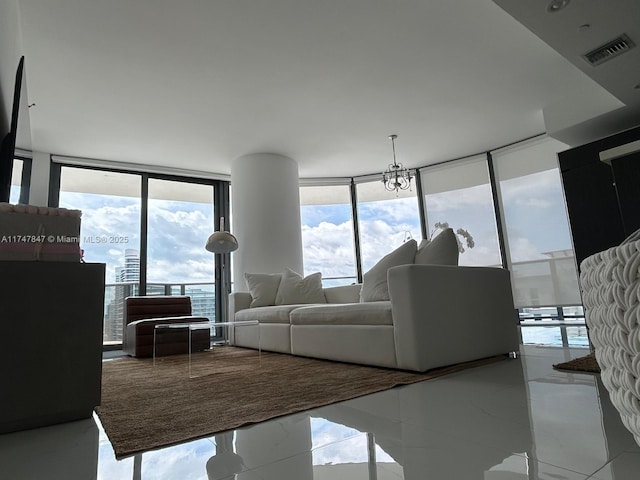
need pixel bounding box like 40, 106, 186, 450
611, 151, 640, 235
560, 157, 625, 268
559, 125, 640, 269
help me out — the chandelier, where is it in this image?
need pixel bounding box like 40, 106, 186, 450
382, 134, 413, 193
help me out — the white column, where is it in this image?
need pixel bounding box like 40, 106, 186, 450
231, 153, 303, 292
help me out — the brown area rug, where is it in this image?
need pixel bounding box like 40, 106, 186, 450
553, 352, 600, 373
96, 347, 506, 459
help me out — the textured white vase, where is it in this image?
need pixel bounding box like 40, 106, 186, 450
581, 232, 640, 447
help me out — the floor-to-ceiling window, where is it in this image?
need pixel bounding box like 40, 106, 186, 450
54, 162, 225, 346
9, 159, 23, 203
300, 184, 357, 286
146, 178, 215, 320
492, 137, 580, 307
420, 155, 501, 266
9, 157, 30, 204
58, 166, 142, 345
492, 136, 584, 346
355, 179, 421, 273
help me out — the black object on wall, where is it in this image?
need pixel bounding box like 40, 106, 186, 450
0, 56, 24, 203
559, 125, 640, 269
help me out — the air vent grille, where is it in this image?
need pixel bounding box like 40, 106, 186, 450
583, 34, 635, 66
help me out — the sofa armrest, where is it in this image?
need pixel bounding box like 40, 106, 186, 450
387, 264, 518, 372
229, 292, 252, 320
323, 284, 362, 304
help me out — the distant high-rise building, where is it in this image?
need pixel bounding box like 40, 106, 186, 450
118, 249, 140, 283
104, 249, 140, 343
187, 286, 215, 322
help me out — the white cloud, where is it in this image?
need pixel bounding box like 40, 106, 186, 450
500, 169, 560, 208
426, 185, 492, 212
359, 197, 420, 224
302, 221, 356, 277
508, 236, 546, 263
302, 216, 424, 276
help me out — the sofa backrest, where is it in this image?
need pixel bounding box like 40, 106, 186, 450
124, 295, 193, 326
323, 284, 362, 304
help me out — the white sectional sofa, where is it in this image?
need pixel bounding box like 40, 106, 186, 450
229, 230, 519, 372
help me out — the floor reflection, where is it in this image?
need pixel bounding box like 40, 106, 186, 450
0, 416, 99, 480
3, 345, 640, 479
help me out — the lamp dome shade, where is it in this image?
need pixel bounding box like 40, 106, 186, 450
205, 231, 238, 254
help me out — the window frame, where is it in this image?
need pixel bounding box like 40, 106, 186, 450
50, 161, 231, 347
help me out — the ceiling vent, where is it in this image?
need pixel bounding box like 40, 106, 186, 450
583, 34, 635, 66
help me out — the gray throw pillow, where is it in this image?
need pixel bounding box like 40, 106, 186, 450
360, 239, 417, 302
414, 228, 459, 265
244, 272, 282, 307
275, 268, 327, 305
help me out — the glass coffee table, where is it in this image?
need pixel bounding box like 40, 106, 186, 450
153, 320, 260, 377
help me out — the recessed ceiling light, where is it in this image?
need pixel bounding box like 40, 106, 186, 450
547, 0, 570, 13
578, 24, 591, 33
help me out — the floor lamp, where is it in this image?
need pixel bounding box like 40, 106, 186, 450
205, 217, 238, 329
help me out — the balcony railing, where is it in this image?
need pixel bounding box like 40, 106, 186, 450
103, 281, 216, 345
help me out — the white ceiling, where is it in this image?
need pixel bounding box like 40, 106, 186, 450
14, 0, 640, 179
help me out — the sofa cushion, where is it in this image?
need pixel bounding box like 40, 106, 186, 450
275, 268, 327, 305
290, 301, 392, 326
235, 304, 306, 324
244, 272, 282, 307
360, 239, 417, 302
414, 228, 459, 265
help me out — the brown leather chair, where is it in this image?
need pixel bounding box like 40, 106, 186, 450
123, 296, 210, 357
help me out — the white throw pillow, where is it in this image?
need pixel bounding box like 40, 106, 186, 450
244, 272, 282, 308
414, 228, 459, 266
275, 268, 327, 305
360, 239, 417, 302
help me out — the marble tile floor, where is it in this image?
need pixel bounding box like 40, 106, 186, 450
2, 344, 640, 479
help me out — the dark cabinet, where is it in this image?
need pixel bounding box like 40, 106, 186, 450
0, 261, 105, 433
